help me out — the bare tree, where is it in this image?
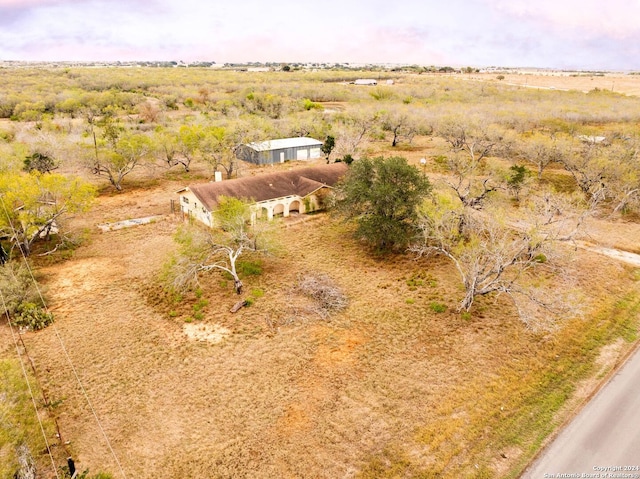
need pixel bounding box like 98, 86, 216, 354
601, 137, 640, 214
558, 134, 640, 215
200, 238, 248, 295
379, 108, 420, 147
332, 108, 378, 158
171, 198, 271, 295
136, 99, 162, 123
435, 118, 503, 211
411, 193, 587, 327
510, 131, 567, 179
560, 138, 610, 204
436, 118, 497, 165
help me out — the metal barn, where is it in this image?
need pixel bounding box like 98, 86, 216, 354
236, 137, 323, 165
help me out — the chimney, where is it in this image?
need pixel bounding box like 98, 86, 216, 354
214, 171, 223, 182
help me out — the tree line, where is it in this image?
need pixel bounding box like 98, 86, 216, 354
2, 67, 640, 329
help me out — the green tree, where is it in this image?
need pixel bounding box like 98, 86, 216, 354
88, 131, 152, 191
201, 122, 262, 179
334, 156, 432, 251
176, 124, 206, 172
506, 164, 529, 200
23, 152, 58, 174
0, 171, 96, 255
321, 135, 335, 162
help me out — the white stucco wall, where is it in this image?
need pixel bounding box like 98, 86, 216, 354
178, 190, 213, 227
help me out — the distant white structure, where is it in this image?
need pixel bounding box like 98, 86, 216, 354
353, 79, 378, 86
578, 135, 607, 144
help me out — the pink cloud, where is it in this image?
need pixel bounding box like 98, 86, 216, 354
485, 0, 640, 38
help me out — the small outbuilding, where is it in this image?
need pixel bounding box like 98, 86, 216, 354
235, 137, 323, 165
353, 79, 378, 86
176, 163, 348, 227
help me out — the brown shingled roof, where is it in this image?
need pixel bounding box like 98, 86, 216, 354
184, 163, 348, 211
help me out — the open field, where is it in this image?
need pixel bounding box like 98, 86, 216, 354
469, 72, 640, 96
7, 160, 639, 478
2, 69, 640, 478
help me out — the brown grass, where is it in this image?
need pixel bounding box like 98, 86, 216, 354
469, 72, 640, 97
5, 149, 640, 478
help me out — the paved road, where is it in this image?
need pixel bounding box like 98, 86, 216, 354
522, 345, 640, 479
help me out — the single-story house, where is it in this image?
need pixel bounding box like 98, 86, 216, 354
176, 163, 348, 227
235, 137, 323, 165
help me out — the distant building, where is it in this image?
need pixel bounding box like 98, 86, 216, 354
577, 135, 608, 145
235, 137, 323, 165
353, 79, 378, 86
176, 163, 348, 227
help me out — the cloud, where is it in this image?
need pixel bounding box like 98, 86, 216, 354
0, 0, 638, 69
484, 0, 640, 38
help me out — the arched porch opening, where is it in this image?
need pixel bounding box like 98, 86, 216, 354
273, 203, 285, 217
288, 200, 302, 214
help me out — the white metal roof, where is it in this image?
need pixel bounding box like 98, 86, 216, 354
246, 137, 323, 152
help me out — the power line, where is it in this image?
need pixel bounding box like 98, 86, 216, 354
0, 195, 128, 479
1, 288, 60, 479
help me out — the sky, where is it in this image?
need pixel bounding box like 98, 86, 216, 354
1, 0, 639, 70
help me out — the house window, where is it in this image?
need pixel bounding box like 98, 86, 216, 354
182, 196, 189, 204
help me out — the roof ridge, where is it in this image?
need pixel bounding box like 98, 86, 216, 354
183, 163, 348, 211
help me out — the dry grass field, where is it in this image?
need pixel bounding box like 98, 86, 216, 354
8, 153, 638, 478
469, 72, 640, 96
3, 69, 640, 478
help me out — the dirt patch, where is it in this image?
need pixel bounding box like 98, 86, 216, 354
575, 241, 640, 267
182, 322, 230, 343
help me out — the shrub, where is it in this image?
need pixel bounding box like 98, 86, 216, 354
12, 302, 54, 331
0, 263, 50, 329
302, 98, 323, 111
369, 87, 394, 101
250, 288, 265, 298
429, 302, 447, 313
